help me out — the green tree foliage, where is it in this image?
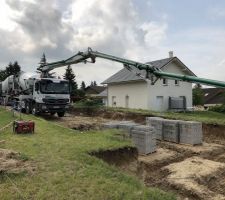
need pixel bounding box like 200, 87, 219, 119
193, 84, 204, 106
80, 81, 86, 90
90, 81, 97, 86
63, 65, 78, 95
0, 61, 21, 81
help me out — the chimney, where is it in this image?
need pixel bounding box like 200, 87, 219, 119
169, 51, 173, 58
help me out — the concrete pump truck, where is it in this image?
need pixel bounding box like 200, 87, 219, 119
0, 59, 71, 117
1, 47, 225, 117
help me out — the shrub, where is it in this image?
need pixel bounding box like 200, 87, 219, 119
209, 104, 225, 113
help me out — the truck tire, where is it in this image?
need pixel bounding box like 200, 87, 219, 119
32, 104, 38, 115
57, 112, 65, 117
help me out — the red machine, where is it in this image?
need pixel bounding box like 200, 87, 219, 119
13, 121, 35, 134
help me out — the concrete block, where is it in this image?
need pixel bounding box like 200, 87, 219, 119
146, 117, 164, 140
179, 121, 202, 145
102, 121, 120, 129
131, 125, 156, 155
162, 119, 180, 143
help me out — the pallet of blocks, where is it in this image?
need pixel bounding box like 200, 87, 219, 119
146, 117, 164, 140
162, 119, 180, 143
131, 125, 156, 155
179, 121, 202, 145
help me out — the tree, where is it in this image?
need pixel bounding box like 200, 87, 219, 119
193, 84, 204, 106
90, 81, 97, 86
0, 70, 7, 81
80, 81, 86, 90
63, 65, 78, 95
0, 61, 21, 81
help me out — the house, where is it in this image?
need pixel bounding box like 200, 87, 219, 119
202, 88, 225, 108
85, 86, 106, 97
96, 89, 108, 106
102, 52, 196, 111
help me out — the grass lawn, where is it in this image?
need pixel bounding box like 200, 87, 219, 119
0, 108, 175, 200
105, 107, 225, 125
0, 107, 17, 128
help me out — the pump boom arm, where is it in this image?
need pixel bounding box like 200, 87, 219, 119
38, 48, 225, 88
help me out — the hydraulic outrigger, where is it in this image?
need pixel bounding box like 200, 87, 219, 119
38, 47, 225, 88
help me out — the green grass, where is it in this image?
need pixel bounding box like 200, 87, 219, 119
105, 107, 225, 125
0, 107, 17, 128
0, 109, 175, 200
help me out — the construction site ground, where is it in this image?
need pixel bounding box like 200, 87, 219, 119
44, 110, 225, 200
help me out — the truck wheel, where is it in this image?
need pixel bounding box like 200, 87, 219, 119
57, 112, 65, 117
32, 104, 38, 115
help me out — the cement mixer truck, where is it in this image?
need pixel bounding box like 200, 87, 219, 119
0, 71, 70, 117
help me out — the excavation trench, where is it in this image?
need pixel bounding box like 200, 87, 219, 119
57, 109, 225, 199
90, 142, 225, 200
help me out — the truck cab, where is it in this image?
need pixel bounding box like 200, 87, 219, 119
32, 78, 70, 117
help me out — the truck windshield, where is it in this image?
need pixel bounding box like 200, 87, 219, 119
40, 80, 69, 94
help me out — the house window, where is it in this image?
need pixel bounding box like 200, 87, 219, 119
112, 96, 116, 107
163, 78, 168, 86
175, 80, 179, 86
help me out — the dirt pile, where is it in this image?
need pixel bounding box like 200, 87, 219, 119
91, 141, 225, 200
0, 148, 34, 174
164, 157, 225, 200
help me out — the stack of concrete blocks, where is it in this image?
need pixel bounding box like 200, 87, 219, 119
102, 121, 121, 129
179, 121, 202, 145
131, 125, 156, 155
146, 117, 164, 140
162, 119, 181, 143
117, 121, 138, 137
145, 117, 203, 145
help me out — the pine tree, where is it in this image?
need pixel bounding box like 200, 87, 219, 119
63, 65, 78, 95
80, 81, 86, 90
39, 53, 47, 66
90, 81, 97, 86
0, 61, 21, 81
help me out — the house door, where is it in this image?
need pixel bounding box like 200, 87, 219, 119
125, 95, 129, 108
156, 96, 164, 111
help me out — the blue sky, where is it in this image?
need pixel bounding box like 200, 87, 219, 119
0, 0, 225, 85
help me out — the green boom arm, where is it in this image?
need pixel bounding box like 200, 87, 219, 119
38, 47, 225, 88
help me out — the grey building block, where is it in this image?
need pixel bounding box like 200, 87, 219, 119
130, 125, 156, 155
162, 119, 180, 143
179, 121, 202, 145
146, 117, 164, 140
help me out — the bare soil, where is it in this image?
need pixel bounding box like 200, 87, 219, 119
47, 111, 225, 199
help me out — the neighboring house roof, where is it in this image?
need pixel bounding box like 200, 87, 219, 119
202, 88, 225, 105
85, 86, 106, 95
102, 57, 196, 84
96, 89, 108, 97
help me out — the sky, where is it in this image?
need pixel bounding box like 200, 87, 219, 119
0, 0, 225, 86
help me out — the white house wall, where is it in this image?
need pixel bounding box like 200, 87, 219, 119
147, 62, 193, 111
107, 81, 148, 109
107, 61, 193, 111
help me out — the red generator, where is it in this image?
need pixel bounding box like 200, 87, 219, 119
13, 121, 35, 134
